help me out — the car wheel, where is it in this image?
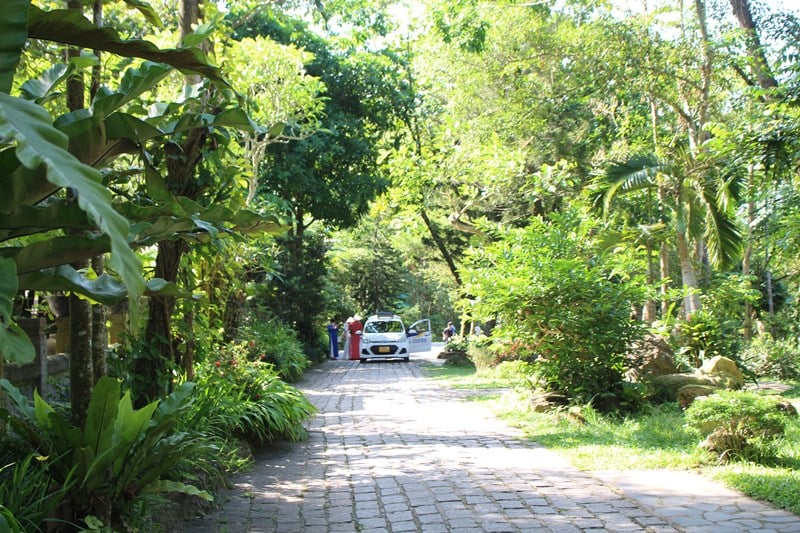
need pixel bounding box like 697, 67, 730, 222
403, 357, 409, 362
359, 358, 366, 364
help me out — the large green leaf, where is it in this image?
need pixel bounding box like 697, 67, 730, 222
105, 112, 164, 143
1, 236, 109, 275
85, 377, 120, 457
115, 391, 158, 450
145, 278, 195, 299
0, 258, 17, 330
0, 150, 56, 212
111, 392, 159, 474
46, 409, 83, 461
0, 203, 91, 241
208, 108, 259, 133
92, 62, 172, 119
27, 6, 227, 87
121, 0, 163, 28
19, 64, 68, 102
0, 378, 34, 420
0, 0, 29, 94
0, 92, 144, 296
0, 258, 34, 364
19, 265, 127, 305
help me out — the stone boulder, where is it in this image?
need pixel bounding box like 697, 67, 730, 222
700, 355, 745, 389
676, 384, 719, 409
529, 391, 569, 413
651, 355, 744, 405
625, 333, 680, 382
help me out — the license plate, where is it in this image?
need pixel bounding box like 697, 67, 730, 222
378, 346, 390, 353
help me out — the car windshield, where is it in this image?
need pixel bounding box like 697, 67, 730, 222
365, 320, 404, 334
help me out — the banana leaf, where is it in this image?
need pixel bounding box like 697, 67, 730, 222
0, 92, 144, 296
27, 6, 226, 87
0, 258, 34, 364
0, 0, 29, 94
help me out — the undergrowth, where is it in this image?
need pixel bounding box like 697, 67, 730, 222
422, 365, 800, 515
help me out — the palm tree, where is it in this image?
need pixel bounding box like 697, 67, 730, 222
596, 151, 742, 318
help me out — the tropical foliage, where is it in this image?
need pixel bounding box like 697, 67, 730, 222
3, 0, 800, 527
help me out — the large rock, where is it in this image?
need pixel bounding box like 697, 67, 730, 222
625, 334, 680, 382
651, 356, 744, 404
677, 384, 719, 409
529, 391, 569, 413
700, 355, 744, 389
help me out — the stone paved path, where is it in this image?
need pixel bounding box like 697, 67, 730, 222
181, 354, 800, 533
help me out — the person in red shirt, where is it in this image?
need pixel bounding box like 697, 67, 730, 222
348, 314, 363, 360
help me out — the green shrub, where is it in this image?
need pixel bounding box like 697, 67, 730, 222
462, 215, 644, 407
0, 377, 210, 531
0, 452, 72, 532
741, 336, 800, 381
192, 342, 316, 444
240, 318, 310, 383
675, 310, 737, 368
444, 335, 470, 354
684, 390, 794, 462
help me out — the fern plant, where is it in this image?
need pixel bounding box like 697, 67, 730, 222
0, 377, 211, 530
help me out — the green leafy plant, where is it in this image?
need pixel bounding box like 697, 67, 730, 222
675, 310, 733, 368
240, 317, 310, 383
0, 505, 22, 533
191, 343, 316, 444
444, 335, 470, 353
0, 452, 73, 532
0, 377, 211, 530
462, 214, 644, 408
740, 336, 800, 381
685, 390, 794, 462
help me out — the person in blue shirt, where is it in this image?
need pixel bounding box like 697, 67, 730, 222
443, 321, 456, 341
327, 318, 340, 359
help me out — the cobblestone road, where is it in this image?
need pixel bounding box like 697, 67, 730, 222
181, 355, 800, 533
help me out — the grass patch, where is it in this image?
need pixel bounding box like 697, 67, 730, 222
494, 392, 708, 470
423, 367, 800, 515
421, 362, 510, 389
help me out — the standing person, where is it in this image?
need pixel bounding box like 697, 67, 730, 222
327, 318, 340, 359
348, 314, 363, 360
442, 321, 456, 341
342, 316, 353, 359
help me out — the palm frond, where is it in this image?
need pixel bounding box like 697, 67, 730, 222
596, 153, 662, 213
705, 203, 742, 269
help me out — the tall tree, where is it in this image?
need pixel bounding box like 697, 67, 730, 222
597, 151, 742, 317
235, 9, 414, 352
727, 0, 778, 90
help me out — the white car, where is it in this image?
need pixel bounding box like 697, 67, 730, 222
359, 312, 432, 363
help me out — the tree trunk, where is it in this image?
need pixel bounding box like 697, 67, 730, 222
660, 241, 670, 317
728, 0, 779, 90
182, 308, 195, 381
677, 231, 701, 317
91, 255, 107, 383
69, 289, 93, 427
139, 240, 186, 405
89, 1, 106, 384
90, 0, 102, 100
742, 166, 754, 341
658, 185, 671, 318
642, 242, 657, 324
65, 0, 94, 427
420, 209, 462, 286
180, 0, 205, 85
138, 0, 207, 400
